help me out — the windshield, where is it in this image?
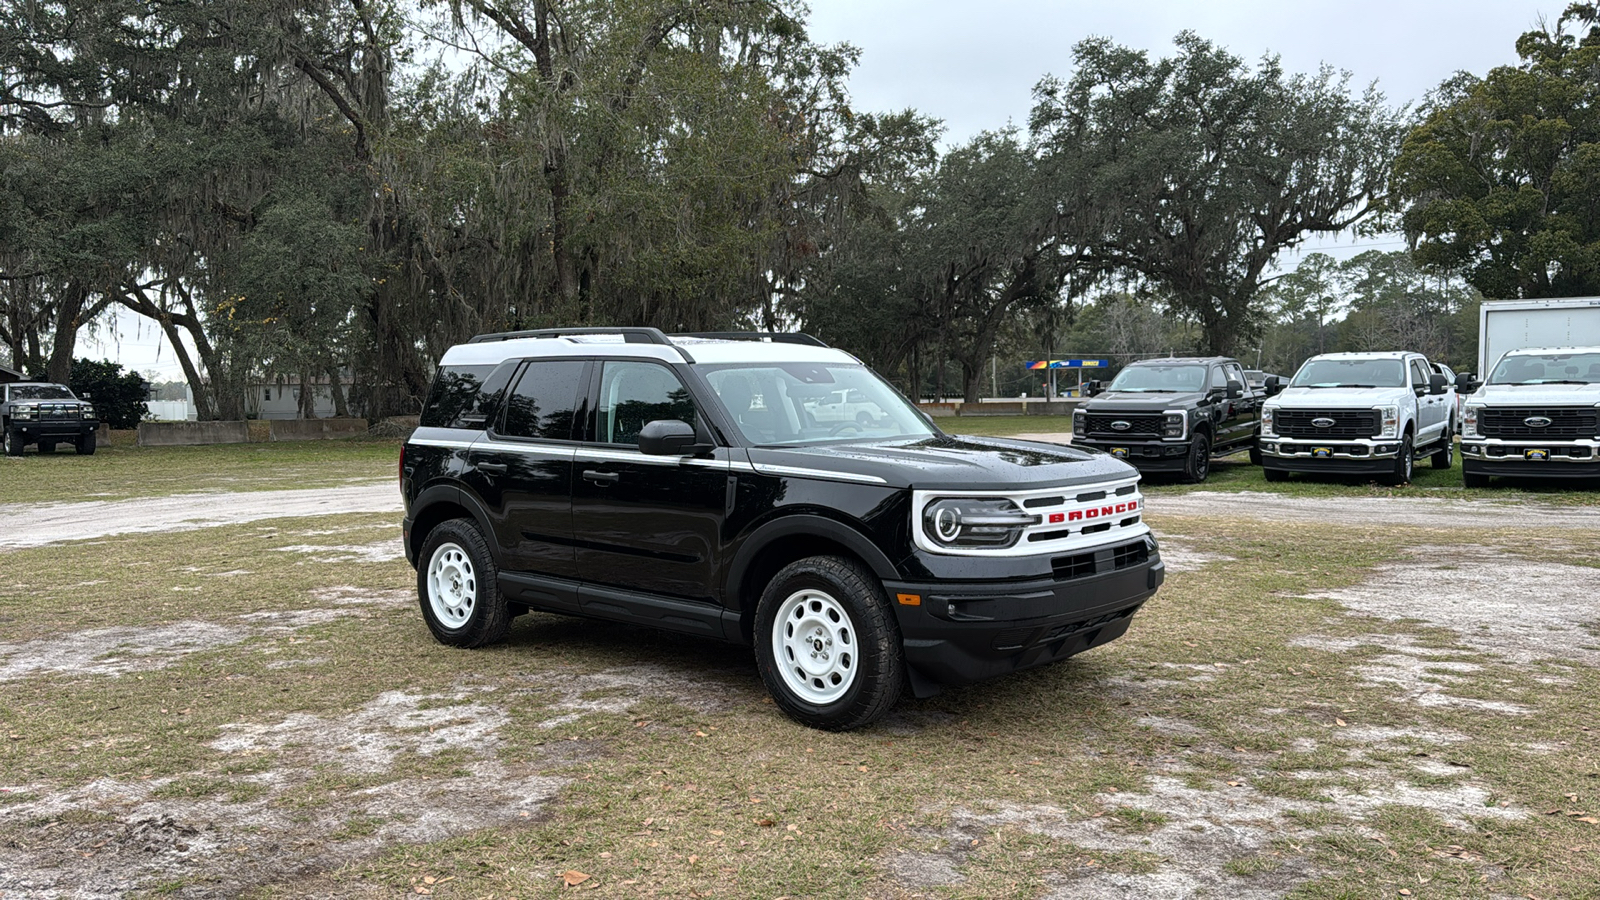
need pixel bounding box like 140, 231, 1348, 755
7, 384, 75, 401
1289, 359, 1407, 389
1488, 351, 1600, 385
1106, 364, 1206, 393
701, 362, 935, 446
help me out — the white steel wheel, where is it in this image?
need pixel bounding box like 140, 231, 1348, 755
772, 587, 858, 705
426, 541, 478, 630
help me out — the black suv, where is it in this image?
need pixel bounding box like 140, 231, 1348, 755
1072, 357, 1275, 482
401, 328, 1164, 730
2, 382, 99, 456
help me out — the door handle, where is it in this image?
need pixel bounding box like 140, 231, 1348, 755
583, 469, 620, 485
475, 462, 508, 476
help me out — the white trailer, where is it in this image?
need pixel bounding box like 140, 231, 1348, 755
1478, 297, 1600, 376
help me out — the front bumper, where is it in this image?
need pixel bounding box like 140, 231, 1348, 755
885, 535, 1163, 686
1461, 440, 1600, 480
9, 420, 97, 441
1075, 439, 1192, 472
1258, 438, 1400, 475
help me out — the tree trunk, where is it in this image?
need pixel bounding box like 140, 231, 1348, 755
327, 365, 350, 418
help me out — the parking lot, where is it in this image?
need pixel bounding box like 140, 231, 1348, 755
2, 437, 1597, 899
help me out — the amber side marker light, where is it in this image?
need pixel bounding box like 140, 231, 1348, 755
896, 593, 922, 606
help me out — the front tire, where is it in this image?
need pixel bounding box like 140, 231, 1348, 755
1248, 444, 1263, 466
754, 556, 904, 731
1431, 433, 1453, 469
1181, 432, 1212, 484
1381, 434, 1414, 486
1263, 466, 1289, 482
3, 428, 22, 456
1463, 470, 1490, 488
417, 518, 510, 648
75, 432, 95, 455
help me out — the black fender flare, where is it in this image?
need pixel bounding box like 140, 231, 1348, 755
723, 513, 901, 601
407, 484, 501, 566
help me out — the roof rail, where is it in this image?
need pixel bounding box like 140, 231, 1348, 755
466, 326, 694, 362
674, 332, 829, 348
468, 326, 676, 345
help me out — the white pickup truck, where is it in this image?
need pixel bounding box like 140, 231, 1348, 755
1258, 351, 1456, 485
1459, 346, 1600, 486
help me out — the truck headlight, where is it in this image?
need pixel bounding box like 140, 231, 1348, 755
1260, 405, 1276, 437
922, 498, 1040, 549
1463, 404, 1481, 439
1376, 404, 1399, 439
1162, 411, 1186, 439
14, 405, 34, 420
1072, 410, 1085, 438
81, 404, 96, 419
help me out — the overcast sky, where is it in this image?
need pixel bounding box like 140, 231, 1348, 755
82, 0, 1565, 380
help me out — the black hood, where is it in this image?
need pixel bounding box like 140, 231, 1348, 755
748, 434, 1134, 491
1082, 391, 1207, 411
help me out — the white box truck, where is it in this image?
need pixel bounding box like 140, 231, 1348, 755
1458, 297, 1600, 485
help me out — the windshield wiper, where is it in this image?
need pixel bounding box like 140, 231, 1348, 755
1516, 379, 1589, 385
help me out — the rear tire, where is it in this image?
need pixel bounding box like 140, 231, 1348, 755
75, 431, 95, 455
1180, 432, 1211, 484
417, 518, 510, 648
754, 556, 904, 731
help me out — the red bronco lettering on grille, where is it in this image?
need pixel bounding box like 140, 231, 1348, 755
1064, 498, 1139, 522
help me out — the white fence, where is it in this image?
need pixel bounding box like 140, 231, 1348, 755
145, 400, 196, 421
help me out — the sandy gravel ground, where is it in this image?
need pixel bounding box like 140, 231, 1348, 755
0, 482, 402, 551
1150, 490, 1600, 530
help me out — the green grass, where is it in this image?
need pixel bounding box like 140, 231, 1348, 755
3, 507, 1598, 898
0, 432, 401, 504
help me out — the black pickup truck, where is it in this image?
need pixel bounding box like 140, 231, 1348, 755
1071, 356, 1276, 482
2, 382, 100, 456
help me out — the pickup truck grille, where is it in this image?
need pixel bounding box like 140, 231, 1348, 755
1479, 407, 1599, 438
1274, 409, 1380, 438
1083, 413, 1163, 438
36, 403, 83, 421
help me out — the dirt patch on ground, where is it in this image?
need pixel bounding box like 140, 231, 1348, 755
1301, 547, 1600, 666
1154, 534, 1237, 573
1152, 491, 1600, 530
0, 688, 564, 900
0, 588, 412, 683
0, 483, 401, 552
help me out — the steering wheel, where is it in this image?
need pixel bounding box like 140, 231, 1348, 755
829, 422, 864, 437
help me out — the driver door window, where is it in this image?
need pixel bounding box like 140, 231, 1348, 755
597, 361, 695, 447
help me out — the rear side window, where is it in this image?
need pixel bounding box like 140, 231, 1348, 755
501, 360, 586, 440
420, 365, 502, 430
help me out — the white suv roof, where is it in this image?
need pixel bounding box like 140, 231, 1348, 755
1304, 351, 1418, 361
439, 330, 857, 368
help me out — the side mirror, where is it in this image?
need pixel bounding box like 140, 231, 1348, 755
638, 419, 702, 456
1455, 372, 1479, 393
1226, 381, 1243, 399
1428, 373, 1448, 395
1264, 375, 1284, 397
81, 391, 92, 399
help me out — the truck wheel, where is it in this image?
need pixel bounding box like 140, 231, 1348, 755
3, 429, 22, 456
855, 411, 873, 427
417, 518, 510, 648
754, 556, 903, 731
1382, 434, 1413, 486
1263, 467, 1289, 483
1248, 444, 1263, 466
75, 431, 96, 455
1180, 433, 1211, 484
1463, 470, 1490, 488
1431, 435, 1454, 469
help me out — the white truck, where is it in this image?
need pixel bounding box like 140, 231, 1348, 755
1258, 351, 1456, 485
1458, 297, 1600, 486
